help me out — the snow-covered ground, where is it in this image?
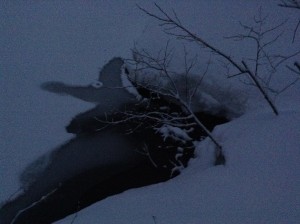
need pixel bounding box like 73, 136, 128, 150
56, 109, 300, 224
0, 0, 152, 202
1, 1, 299, 223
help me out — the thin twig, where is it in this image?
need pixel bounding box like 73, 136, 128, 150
138, 4, 281, 116
293, 19, 300, 43
11, 187, 58, 224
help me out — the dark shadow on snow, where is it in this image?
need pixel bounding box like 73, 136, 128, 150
0, 57, 228, 224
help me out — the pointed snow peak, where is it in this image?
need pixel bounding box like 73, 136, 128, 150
98, 57, 125, 88
120, 63, 142, 101
95, 57, 141, 100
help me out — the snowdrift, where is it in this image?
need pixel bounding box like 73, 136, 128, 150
56, 110, 300, 224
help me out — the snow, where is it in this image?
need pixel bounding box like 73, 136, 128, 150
1, 0, 300, 223
90, 81, 103, 89
0, 1, 149, 201
155, 124, 192, 142
55, 110, 300, 224
120, 64, 142, 101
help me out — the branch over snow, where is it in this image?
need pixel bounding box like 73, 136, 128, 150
137, 3, 282, 116
11, 187, 58, 224
278, 0, 300, 9
128, 43, 223, 151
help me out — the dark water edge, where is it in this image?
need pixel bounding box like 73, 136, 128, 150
7, 160, 170, 224
1, 112, 228, 224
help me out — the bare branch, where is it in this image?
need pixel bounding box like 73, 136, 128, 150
11, 187, 59, 224
129, 42, 223, 149
138, 4, 281, 115
278, 0, 300, 9
188, 58, 210, 103
137, 143, 159, 168
293, 18, 300, 42
287, 61, 300, 75
179, 98, 223, 150
295, 61, 300, 70
242, 61, 279, 115
276, 77, 300, 95
261, 19, 287, 36
227, 71, 247, 78
137, 4, 246, 73
273, 50, 300, 68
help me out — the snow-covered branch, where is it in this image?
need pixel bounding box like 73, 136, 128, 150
128, 44, 223, 151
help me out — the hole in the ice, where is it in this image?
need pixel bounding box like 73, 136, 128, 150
0, 111, 228, 224
90, 80, 103, 89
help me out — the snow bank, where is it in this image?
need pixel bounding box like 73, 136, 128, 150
56, 110, 300, 224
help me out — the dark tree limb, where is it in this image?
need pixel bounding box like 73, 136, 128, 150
278, 0, 300, 9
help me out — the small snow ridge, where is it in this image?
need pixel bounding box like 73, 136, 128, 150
120, 65, 142, 100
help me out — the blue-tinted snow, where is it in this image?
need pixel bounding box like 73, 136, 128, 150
1, 0, 300, 223
56, 110, 300, 224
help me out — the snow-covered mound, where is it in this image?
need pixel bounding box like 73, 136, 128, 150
56, 109, 300, 224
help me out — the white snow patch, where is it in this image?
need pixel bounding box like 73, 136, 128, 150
120, 64, 142, 101
155, 124, 192, 142
90, 80, 103, 89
